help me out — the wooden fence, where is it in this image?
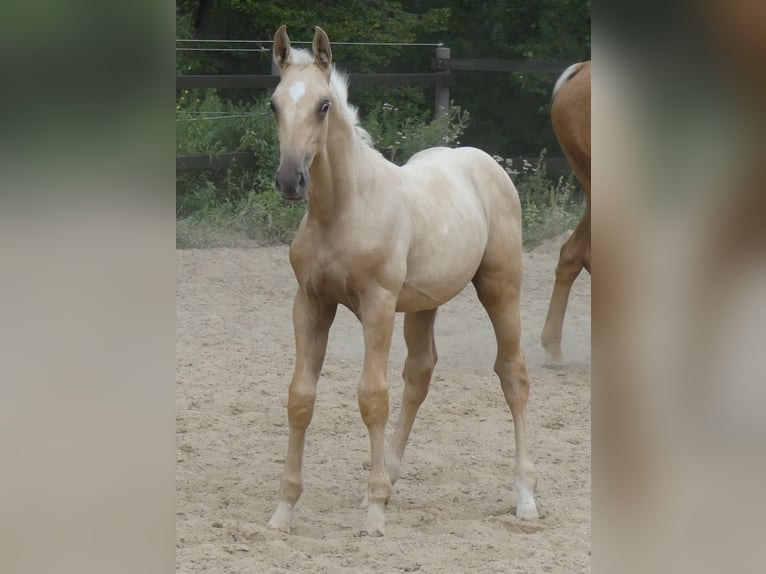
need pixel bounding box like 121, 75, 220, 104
176, 151, 572, 176
176, 48, 571, 172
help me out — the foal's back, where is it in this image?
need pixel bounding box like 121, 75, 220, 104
402, 146, 521, 220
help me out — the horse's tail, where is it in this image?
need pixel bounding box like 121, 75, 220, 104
552, 62, 587, 103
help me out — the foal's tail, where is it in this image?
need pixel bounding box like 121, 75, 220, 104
552, 62, 587, 103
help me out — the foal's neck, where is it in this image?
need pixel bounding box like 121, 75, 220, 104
307, 109, 379, 225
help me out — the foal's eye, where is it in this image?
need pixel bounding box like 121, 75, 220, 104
319, 100, 331, 115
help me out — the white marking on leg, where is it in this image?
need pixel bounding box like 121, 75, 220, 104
514, 476, 539, 519
268, 501, 294, 532
289, 81, 306, 103
361, 503, 386, 536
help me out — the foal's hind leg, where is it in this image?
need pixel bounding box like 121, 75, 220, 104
474, 266, 539, 519
541, 205, 591, 363
385, 309, 438, 486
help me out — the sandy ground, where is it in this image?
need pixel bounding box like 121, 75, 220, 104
176, 235, 591, 573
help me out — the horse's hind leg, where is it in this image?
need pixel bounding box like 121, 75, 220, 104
541, 205, 590, 363
474, 262, 539, 519
385, 309, 438, 486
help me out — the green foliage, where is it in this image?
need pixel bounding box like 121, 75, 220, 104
176, 92, 279, 217
175, 1, 450, 76
498, 149, 584, 248
175, 1, 453, 130
430, 0, 590, 157
363, 102, 469, 164
176, 91, 276, 157
176, 0, 590, 159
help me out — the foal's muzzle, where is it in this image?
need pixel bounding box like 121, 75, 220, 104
275, 164, 309, 201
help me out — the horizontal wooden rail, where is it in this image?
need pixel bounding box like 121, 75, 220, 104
177, 151, 570, 174
176, 152, 257, 171
433, 58, 568, 74
343, 72, 454, 87
177, 75, 277, 90
176, 56, 575, 174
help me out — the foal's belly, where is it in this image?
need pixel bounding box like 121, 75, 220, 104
395, 275, 475, 312
395, 192, 488, 312
396, 222, 487, 312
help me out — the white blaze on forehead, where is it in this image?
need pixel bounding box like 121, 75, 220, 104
289, 81, 306, 103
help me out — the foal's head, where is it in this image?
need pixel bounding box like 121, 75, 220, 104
271, 26, 334, 201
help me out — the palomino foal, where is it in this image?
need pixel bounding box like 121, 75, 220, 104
267, 26, 538, 536
541, 61, 591, 363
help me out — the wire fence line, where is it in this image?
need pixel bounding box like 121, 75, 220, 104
179, 111, 266, 115
176, 113, 269, 122
176, 39, 444, 47
177, 47, 270, 52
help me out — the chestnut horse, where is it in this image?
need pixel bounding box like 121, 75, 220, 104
266, 26, 538, 536
541, 61, 591, 363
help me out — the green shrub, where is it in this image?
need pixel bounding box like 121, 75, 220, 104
363, 101, 469, 164
495, 149, 584, 248
176, 92, 278, 217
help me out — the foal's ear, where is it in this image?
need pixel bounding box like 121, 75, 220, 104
273, 25, 291, 70
312, 26, 332, 71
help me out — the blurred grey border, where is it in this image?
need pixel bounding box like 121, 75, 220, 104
0, 3, 176, 574
594, 1, 766, 573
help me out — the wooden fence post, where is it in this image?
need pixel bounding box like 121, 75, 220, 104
271, 57, 279, 77
434, 46, 450, 119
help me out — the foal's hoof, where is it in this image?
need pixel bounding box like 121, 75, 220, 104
267, 501, 294, 533
514, 477, 539, 520
515, 502, 540, 521
361, 503, 386, 537
543, 359, 567, 370
267, 517, 291, 533
541, 343, 565, 366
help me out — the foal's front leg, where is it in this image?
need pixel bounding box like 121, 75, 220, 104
357, 292, 397, 536
268, 289, 336, 533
